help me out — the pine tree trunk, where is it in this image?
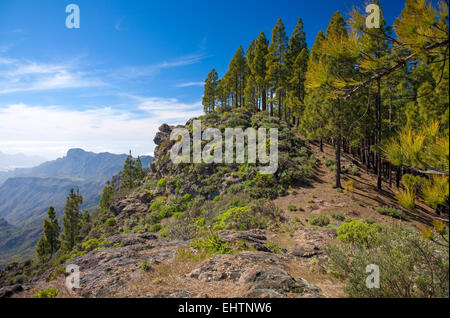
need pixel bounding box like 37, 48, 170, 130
376, 78, 382, 190
278, 93, 282, 120
262, 88, 267, 111
320, 138, 323, 152
270, 90, 274, 116
335, 135, 342, 188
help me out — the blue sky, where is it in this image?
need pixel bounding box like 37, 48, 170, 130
0, 0, 406, 160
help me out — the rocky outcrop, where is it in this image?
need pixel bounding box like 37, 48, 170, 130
219, 229, 272, 252
0, 284, 23, 298
288, 228, 336, 259
109, 191, 153, 220
241, 267, 322, 298
187, 252, 322, 298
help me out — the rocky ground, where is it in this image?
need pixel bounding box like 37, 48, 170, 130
4, 228, 337, 298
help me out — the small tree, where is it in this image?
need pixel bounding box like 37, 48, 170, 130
100, 180, 115, 209
121, 150, 135, 189
36, 206, 60, 262
60, 188, 83, 252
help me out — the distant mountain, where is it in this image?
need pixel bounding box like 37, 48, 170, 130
0, 149, 152, 266
0, 148, 152, 185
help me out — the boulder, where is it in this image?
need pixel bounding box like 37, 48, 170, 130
0, 284, 23, 298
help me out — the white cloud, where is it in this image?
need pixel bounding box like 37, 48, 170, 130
0, 100, 202, 159
109, 53, 208, 80
0, 57, 105, 95
176, 81, 204, 88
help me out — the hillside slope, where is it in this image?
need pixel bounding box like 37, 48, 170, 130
1, 109, 447, 298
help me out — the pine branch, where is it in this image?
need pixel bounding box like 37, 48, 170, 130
345, 39, 449, 99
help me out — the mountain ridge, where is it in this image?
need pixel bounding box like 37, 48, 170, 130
0, 148, 152, 267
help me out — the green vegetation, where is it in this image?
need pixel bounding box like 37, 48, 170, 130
327, 222, 449, 298
308, 215, 330, 227
336, 219, 381, 247
36, 206, 60, 263
331, 212, 345, 222
191, 232, 233, 255
376, 206, 403, 219
141, 260, 150, 272
30, 288, 59, 298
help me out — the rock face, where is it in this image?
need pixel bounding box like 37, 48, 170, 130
242, 267, 322, 298
109, 192, 153, 220
187, 252, 322, 298
0, 284, 23, 298
219, 229, 272, 252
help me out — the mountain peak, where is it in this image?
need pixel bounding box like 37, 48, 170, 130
66, 148, 89, 157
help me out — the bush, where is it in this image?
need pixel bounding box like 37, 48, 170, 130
401, 174, 424, 192
30, 288, 59, 298
287, 204, 298, 211
265, 241, 282, 254
191, 232, 233, 254
105, 217, 116, 227
214, 206, 268, 231
336, 219, 380, 247
396, 188, 416, 209
150, 223, 162, 232
308, 215, 330, 227
331, 212, 345, 221
327, 226, 449, 298
342, 165, 359, 176
376, 206, 403, 219
157, 178, 167, 188
324, 157, 335, 168
141, 260, 150, 271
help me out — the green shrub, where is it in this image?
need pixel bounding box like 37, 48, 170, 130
327, 226, 449, 298
336, 219, 381, 247
401, 174, 424, 192
191, 232, 233, 254
331, 212, 345, 221
286, 204, 298, 211
308, 215, 330, 227
150, 223, 162, 232
214, 206, 268, 231
324, 158, 335, 168
105, 217, 116, 227
30, 288, 59, 298
342, 165, 359, 176
81, 238, 107, 252
396, 188, 416, 209
141, 260, 150, 271
376, 206, 403, 219
265, 241, 282, 254
157, 178, 167, 188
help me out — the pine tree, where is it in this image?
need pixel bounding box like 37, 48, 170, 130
121, 150, 135, 189
266, 18, 288, 118
60, 188, 83, 252
250, 31, 269, 111
224, 46, 247, 108
134, 156, 145, 180
304, 11, 359, 188
36, 206, 60, 262
202, 68, 219, 113
286, 18, 308, 125
100, 180, 115, 209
